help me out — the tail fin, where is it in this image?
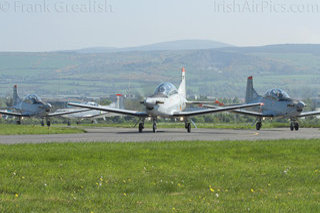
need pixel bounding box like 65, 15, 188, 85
116, 94, 124, 109
178, 67, 186, 98
13, 85, 21, 106
245, 76, 259, 103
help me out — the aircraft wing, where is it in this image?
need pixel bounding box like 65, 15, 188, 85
203, 104, 273, 117
173, 103, 262, 117
68, 102, 148, 117
186, 101, 221, 105
47, 109, 92, 117
0, 110, 26, 117
297, 111, 320, 118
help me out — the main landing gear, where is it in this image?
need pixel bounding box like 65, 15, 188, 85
138, 118, 145, 133
256, 118, 262, 130
41, 118, 51, 127
290, 120, 299, 131
185, 119, 191, 133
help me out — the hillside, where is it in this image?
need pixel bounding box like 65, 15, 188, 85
0, 44, 320, 98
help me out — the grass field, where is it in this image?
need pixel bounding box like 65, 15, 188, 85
0, 140, 319, 212
0, 124, 85, 135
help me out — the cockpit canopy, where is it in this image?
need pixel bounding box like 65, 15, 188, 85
153, 82, 178, 97
24, 94, 43, 104
86, 102, 99, 106
264, 89, 290, 100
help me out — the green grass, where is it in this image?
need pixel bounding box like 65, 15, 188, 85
0, 140, 320, 212
0, 124, 85, 135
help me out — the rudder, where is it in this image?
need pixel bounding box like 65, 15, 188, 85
245, 76, 259, 103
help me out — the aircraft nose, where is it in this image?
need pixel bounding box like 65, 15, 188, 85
296, 101, 305, 113
145, 98, 156, 110
45, 103, 52, 112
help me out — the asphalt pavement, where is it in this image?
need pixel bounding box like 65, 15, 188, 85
0, 127, 319, 144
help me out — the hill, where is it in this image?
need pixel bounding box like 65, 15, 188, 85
0, 44, 320, 98
69, 39, 233, 53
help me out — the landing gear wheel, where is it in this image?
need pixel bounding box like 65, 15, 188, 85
16, 120, 21, 125
47, 121, 51, 127
139, 123, 144, 133
294, 122, 299, 131
187, 123, 191, 133
256, 122, 262, 131
67, 121, 71, 126
41, 121, 45, 126
153, 123, 157, 133
290, 123, 294, 131
76, 121, 80, 125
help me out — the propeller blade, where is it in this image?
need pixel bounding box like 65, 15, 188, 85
190, 119, 197, 129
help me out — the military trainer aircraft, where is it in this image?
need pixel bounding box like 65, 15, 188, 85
0, 85, 89, 126
203, 76, 320, 131
69, 68, 262, 133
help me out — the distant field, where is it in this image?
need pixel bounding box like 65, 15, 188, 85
0, 124, 85, 135
0, 140, 319, 212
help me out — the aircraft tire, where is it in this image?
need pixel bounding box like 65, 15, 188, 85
187, 123, 191, 133
67, 121, 71, 126
16, 120, 21, 125
256, 122, 261, 131
139, 123, 144, 133
47, 121, 51, 127
290, 123, 294, 131
41, 121, 44, 126
153, 124, 157, 133
294, 123, 299, 131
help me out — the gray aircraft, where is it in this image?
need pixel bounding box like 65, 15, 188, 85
69, 68, 262, 133
56, 95, 124, 125
204, 76, 320, 131
0, 85, 89, 126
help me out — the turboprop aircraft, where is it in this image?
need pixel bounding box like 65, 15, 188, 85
0, 85, 89, 126
56, 94, 124, 125
203, 76, 320, 131
69, 68, 262, 133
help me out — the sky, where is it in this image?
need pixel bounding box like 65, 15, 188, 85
1, 0, 320, 51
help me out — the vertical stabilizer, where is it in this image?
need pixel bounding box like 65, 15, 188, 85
245, 76, 259, 103
13, 85, 21, 106
116, 94, 124, 109
178, 67, 186, 98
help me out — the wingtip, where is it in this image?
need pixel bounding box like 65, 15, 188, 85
182, 67, 185, 73
248, 76, 253, 80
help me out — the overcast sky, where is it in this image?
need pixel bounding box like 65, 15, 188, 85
1, 0, 320, 51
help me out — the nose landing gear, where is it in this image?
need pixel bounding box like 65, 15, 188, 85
152, 118, 157, 133
290, 121, 299, 131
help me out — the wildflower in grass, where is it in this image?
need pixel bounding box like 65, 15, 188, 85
250, 188, 254, 193
177, 183, 181, 187
209, 185, 214, 192
215, 193, 219, 198
44, 183, 47, 187
21, 176, 25, 179
15, 193, 19, 198
172, 207, 176, 211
